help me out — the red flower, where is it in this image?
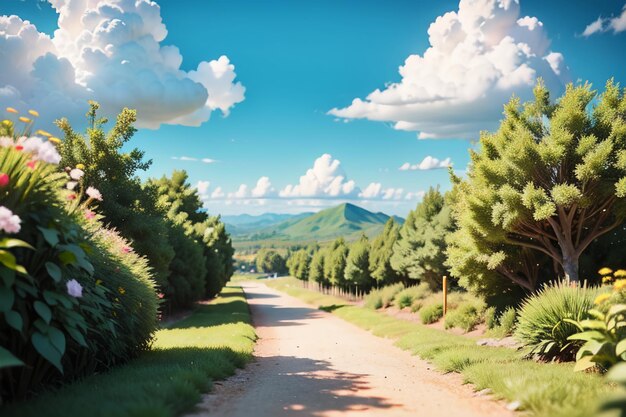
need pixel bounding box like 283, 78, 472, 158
84, 209, 95, 220
26, 160, 36, 169
0, 173, 8, 187
67, 193, 77, 200
15, 145, 23, 151
157, 293, 165, 299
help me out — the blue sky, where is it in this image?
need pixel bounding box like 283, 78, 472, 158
2, 0, 626, 216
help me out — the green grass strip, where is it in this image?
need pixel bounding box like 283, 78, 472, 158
2, 285, 257, 417
267, 277, 613, 417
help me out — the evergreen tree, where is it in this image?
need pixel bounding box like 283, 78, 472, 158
344, 234, 371, 291
309, 249, 326, 287
369, 218, 401, 286
328, 238, 349, 288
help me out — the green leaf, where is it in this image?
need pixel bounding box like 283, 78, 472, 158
0, 286, 15, 312
37, 227, 59, 247
45, 262, 62, 283
568, 330, 607, 342
31, 332, 63, 373
608, 304, 626, 318
65, 326, 87, 347
0, 346, 23, 369
47, 326, 66, 356
0, 250, 17, 270
577, 319, 607, 331
34, 301, 52, 324
574, 355, 596, 372
0, 238, 34, 250
4, 310, 23, 332
58, 251, 77, 266
0, 268, 15, 287
616, 339, 626, 357
43, 290, 58, 306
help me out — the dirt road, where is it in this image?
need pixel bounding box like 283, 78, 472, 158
187, 281, 513, 417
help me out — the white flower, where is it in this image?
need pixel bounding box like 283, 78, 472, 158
86, 186, 102, 201
37, 141, 61, 164
69, 168, 84, 180
66, 279, 83, 298
66, 181, 78, 190
0, 137, 13, 148
0, 206, 21, 234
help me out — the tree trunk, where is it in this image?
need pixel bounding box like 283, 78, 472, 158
562, 254, 579, 284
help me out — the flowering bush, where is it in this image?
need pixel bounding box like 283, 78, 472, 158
0, 109, 157, 400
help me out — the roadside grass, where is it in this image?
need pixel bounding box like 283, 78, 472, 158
1, 286, 257, 417
267, 277, 613, 417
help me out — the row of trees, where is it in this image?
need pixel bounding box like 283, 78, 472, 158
58, 103, 234, 311
284, 80, 626, 306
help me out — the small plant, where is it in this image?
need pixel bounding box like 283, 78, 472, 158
420, 302, 444, 324
567, 304, 626, 372
444, 300, 486, 332
364, 283, 404, 309
485, 306, 498, 329
514, 281, 598, 361
392, 283, 431, 310
498, 307, 517, 335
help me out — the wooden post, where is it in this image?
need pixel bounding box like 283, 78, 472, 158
443, 275, 448, 316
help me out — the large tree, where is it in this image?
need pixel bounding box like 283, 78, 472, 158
327, 238, 348, 288
391, 187, 455, 289
448, 80, 626, 287
287, 249, 311, 282
309, 249, 326, 287
369, 218, 401, 286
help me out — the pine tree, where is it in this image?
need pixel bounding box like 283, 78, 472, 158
344, 234, 371, 292
369, 218, 401, 286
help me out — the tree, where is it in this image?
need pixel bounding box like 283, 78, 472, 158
447, 80, 626, 288
256, 249, 287, 274
391, 187, 455, 289
369, 218, 401, 286
287, 249, 311, 282
309, 249, 326, 287
57, 102, 174, 285
344, 234, 371, 292
328, 238, 349, 288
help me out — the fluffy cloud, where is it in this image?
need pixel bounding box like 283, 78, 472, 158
328, 0, 568, 139
359, 182, 383, 199
196, 180, 210, 196
251, 176, 275, 198
228, 184, 249, 199
0, 1, 244, 129
399, 156, 452, 171
171, 156, 217, 164
211, 187, 224, 199
582, 4, 626, 36
279, 154, 359, 198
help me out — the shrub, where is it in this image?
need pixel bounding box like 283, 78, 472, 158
444, 299, 486, 332
380, 283, 404, 308
363, 291, 383, 310
514, 281, 598, 361
392, 283, 432, 310
485, 306, 498, 329
420, 302, 444, 324
498, 307, 517, 335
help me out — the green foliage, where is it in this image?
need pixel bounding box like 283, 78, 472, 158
344, 234, 370, 290
369, 218, 401, 285
392, 283, 432, 310
164, 224, 206, 309
391, 187, 455, 289
56, 102, 175, 285
287, 249, 311, 281
447, 80, 626, 297
419, 301, 444, 324
362, 283, 405, 310
444, 299, 486, 332
327, 238, 348, 287
485, 306, 498, 329
255, 248, 287, 274
514, 281, 599, 360
308, 249, 326, 286
568, 305, 626, 372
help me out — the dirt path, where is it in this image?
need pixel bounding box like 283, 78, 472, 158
186, 282, 514, 417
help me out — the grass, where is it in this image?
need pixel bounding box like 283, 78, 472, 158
267, 277, 613, 417
1, 285, 257, 417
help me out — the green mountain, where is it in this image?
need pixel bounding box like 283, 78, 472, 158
234, 203, 404, 243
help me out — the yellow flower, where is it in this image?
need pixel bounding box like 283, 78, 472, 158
36, 129, 52, 137
118, 287, 126, 295
615, 279, 626, 291
48, 137, 61, 144
18, 116, 31, 123
595, 293, 612, 305
603, 276, 613, 284
76, 163, 85, 170
28, 110, 39, 117
6, 107, 18, 114
615, 269, 626, 278
2, 120, 12, 126
599, 267, 613, 276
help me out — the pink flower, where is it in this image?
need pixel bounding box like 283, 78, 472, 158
66, 279, 83, 298
157, 293, 165, 299
84, 209, 95, 220
121, 246, 131, 254
0, 206, 21, 234
67, 193, 77, 201
0, 173, 8, 187
26, 160, 36, 169
86, 186, 102, 201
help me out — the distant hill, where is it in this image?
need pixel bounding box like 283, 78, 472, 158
229, 203, 404, 243
223, 212, 311, 235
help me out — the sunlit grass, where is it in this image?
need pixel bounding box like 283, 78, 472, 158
1, 286, 257, 417
267, 277, 613, 417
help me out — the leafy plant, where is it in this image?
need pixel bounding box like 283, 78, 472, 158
444, 299, 486, 332
514, 281, 598, 361
420, 302, 444, 324
567, 304, 626, 372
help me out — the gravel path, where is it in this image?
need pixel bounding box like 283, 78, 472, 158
186, 281, 514, 417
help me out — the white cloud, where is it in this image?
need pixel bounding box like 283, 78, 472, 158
399, 156, 452, 171
196, 180, 210, 196
0, 1, 245, 129
279, 154, 359, 198
171, 156, 217, 163
582, 5, 626, 36
328, 0, 568, 140
251, 176, 275, 198
382, 188, 404, 200
359, 182, 383, 198
211, 186, 224, 198
405, 191, 426, 200
228, 184, 248, 199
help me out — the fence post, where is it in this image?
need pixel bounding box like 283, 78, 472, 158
443, 275, 448, 316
